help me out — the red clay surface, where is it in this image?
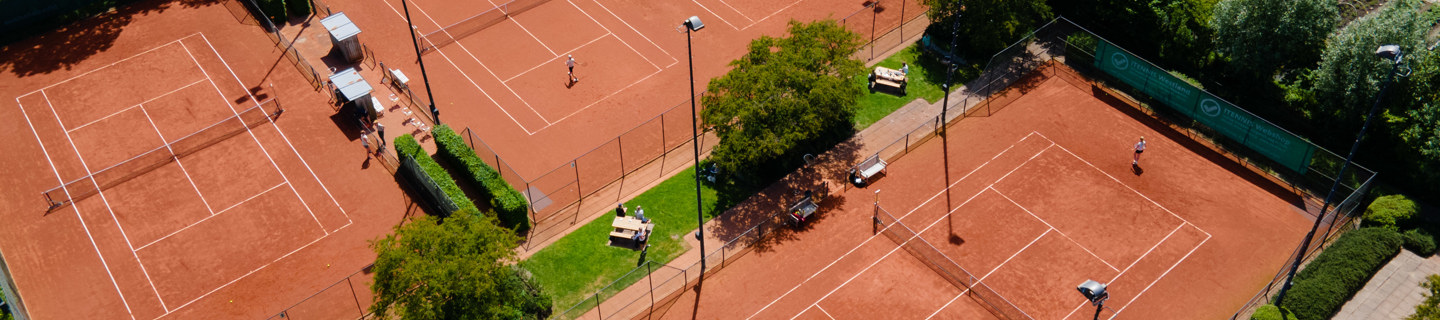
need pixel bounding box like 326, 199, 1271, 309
647, 66, 1313, 319
0, 3, 413, 319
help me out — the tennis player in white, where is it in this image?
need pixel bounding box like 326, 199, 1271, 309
1133, 136, 1147, 166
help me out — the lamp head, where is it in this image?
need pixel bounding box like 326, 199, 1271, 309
1077, 280, 1109, 305
1375, 44, 1403, 63
684, 16, 705, 31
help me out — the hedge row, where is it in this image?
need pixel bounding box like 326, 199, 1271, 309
1277, 227, 1402, 320
431, 125, 530, 234
395, 134, 479, 216
255, 0, 287, 24
1250, 304, 1297, 320
1364, 194, 1419, 230
286, 0, 312, 17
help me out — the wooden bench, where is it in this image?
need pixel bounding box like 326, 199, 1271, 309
609, 217, 654, 247
854, 154, 887, 183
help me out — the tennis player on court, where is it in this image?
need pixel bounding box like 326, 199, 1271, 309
1133, 136, 1147, 166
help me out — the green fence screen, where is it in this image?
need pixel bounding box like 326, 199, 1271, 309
1094, 40, 1314, 174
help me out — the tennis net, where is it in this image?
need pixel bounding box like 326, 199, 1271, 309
42, 99, 280, 211
873, 205, 1034, 320
418, 0, 555, 54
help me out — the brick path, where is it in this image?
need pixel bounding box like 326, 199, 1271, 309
1334, 250, 1440, 320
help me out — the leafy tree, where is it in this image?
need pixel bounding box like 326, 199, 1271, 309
1149, 0, 1218, 72
1210, 0, 1338, 79
1303, 0, 1429, 132
700, 20, 864, 180
920, 0, 1052, 57
1409, 274, 1440, 320
370, 208, 551, 319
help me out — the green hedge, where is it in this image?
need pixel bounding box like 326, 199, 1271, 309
285, 0, 311, 18
395, 134, 479, 216
256, 0, 287, 24
430, 125, 530, 234
1404, 228, 1437, 256
1365, 194, 1418, 230
1251, 304, 1298, 320
1278, 227, 1402, 320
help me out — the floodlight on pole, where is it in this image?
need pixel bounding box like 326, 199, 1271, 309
1275, 44, 1409, 304
683, 15, 707, 275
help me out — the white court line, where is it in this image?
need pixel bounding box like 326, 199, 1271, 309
1061, 223, 1188, 320
565, 0, 661, 70
1110, 234, 1210, 316
41, 88, 172, 312
546, 65, 664, 124
135, 103, 217, 215
65, 79, 206, 133
419, 4, 550, 124
15, 94, 140, 320
739, 0, 809, 30
714, 0, 755, 24
196, 34, 351, 229
177, 40, 328, 236
584, 0, 680, 66
488, 0, 557, 55
687, 0, 739, 30
377, 0, 541, 133
924, 289, 973, 320
502, 32, 615, 83
814, 304, 837, 320
134, 182, 288, 251
14, 39, 187, 98
749, 132, 1046, 319
990, 186, 1120, 272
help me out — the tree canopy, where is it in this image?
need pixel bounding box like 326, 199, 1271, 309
921, 0, 1053, 57
1210, 0, 1337, 79
370, 209, 550, 320
1305, 0, 1429, 130
700, 19, 864, 179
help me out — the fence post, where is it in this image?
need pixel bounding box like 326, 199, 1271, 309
574, 161, 583, 223
647, 262, 655, 318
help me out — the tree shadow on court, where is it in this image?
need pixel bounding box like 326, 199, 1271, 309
1090, 84, 1308, 208
0, 0, 225, 77
703, 139, 863, 254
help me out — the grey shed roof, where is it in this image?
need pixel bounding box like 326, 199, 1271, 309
329, 68, 372, 102
321, 12, 361, 41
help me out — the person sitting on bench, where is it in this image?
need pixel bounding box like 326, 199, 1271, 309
635, 206, 649, 223
616, 203, 626, 217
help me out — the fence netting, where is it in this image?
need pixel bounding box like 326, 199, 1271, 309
873, 205, 1032, 320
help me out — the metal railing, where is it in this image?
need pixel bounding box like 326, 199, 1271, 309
265, 264, 376, 320
239, 0, 326, 90
836, 0, 929, 62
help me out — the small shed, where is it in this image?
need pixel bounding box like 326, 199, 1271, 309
321, 12, 363, 63
329, 67, 377, 118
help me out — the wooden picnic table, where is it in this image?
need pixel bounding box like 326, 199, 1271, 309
871, 66, 907, 94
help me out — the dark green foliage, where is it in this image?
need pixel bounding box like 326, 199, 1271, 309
1279, 227, 1402, 320
922, 0, 1053, 57
1252, 304, 1299, 320
1365, 194, 1419, 230
370, 208, 550, 320
1210, 0, 1338, 79
257, 0, 287, 24
430, 125, 531, 234
394, 134, 479, 216
285, 0, 311, 18
1404, 228, 1437, 256
1304, 0, 1429, 133
701, 20, 864, 182
1408, 274, 1440, 320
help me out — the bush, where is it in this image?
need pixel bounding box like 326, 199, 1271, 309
431, 125, 530, 234
1279, 227, 1402, 320
395, 134, 479, 216
286, 0, 312, 18
1251, 304, 1299, 320
1404, 228, 1438, 256
257, 0, 288, 24
1365, 194, 1419, 230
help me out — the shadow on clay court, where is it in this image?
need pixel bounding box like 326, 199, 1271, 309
1090, 85, 1306, 208
707, 139, 862, 254
0, 0, 226, 77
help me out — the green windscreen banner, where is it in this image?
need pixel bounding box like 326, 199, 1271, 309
1095, 40, 1314, 174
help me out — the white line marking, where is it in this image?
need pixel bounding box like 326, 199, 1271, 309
15, 94, 139, 320
545, 63, 664, 124
715, 0, 755, 24
489, 0, 557, 55
134, 183, 288, 251
135, 103, 217, 215
65, 79, 206, 133
1061, 223, 1188, 320
384, 0, 541, 133
565, 0, 661, 70
978, 228, 1052, 282
419, 2, 549, 125
991, 187, 1120, 272
585, 0, 679, 64
814, 304, 837, 320
1110, 233, 1211, 317
740, 0, 808, 30
42, 87, 172, 312
503, 32, 614, 83
749, 133, 1046, 319
178, 39, 328, 236
687, 0, 739, 30
925, 290, 973, 320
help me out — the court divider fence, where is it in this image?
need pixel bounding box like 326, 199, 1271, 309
264, 264, 376, 320
236, 0, 327, 91
837, 0, 929, 62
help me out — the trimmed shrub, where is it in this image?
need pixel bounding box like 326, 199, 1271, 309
1404, 228, 1437, 256
286, 0, 312, 18
1251, 304, 1298, 320
430, 125, 530, 234
395, 134, 478, 216
1365, 194, 1419, 230
257, 0, 288, 24
1279, 227, 1402, 320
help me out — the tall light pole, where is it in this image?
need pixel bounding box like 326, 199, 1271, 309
1275, 44, 1410, 303
400, 0, 439, 124
683, 16, 708, 274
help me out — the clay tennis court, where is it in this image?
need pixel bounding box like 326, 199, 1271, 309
646, 64, 1313, 319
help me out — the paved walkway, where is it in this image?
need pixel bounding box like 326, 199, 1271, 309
1334, 250, 1440, 320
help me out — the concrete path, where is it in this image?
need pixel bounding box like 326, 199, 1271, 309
1335, 250, 1440, 320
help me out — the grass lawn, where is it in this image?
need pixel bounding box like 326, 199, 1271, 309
522, 166, 725, 312
853, 45, 981, 130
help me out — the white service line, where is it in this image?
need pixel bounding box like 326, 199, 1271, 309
134, 183, 289, 251
134, 103, 217, 215
565, 0, 661, 70
991, 186, 1120, 272
65, 79, 206, 133
585, 0, 679, 65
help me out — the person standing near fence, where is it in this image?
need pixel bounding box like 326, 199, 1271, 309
361, 133, 372, 159
566, 54, 578, 84
376, 123, 387, 152
1133, 136, 1146, 167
